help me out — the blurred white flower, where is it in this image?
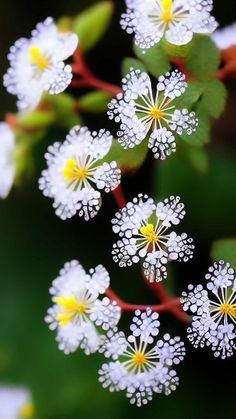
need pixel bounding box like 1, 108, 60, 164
181, 260, 236, 359
112, 194, 194, 282
0, 122, 16, 199
213, 23, 236, 49
108, 69, 197, 160
45, 260, 121, 355
39, 125, 121, 221
99, 308, 185, 406
0, 386, 34, 419
121, 0, 218, 49
3, 17, 78, 111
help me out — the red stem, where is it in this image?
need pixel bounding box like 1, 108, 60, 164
112, 185, 127, 209
71, 48, 122, 96
106, 287, 182, 313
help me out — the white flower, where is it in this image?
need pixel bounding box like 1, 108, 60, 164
98, 308, 185, 406
121, 0, 218, 49
108, 69, 197, 159
39, 125, 121, 221
112, 194, 194, 282
0, 122, 16, 199
45, 260, 121, 355
181, 260, 236, 359
3, 17, 78, 111
0, 386, 34, 419
213, 23, 236, 49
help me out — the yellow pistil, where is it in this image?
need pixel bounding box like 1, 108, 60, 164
29, 46, 49, 71
20, 403, 34, 419
220, 303, 236, 317
140, 224, 158, 243
132, 351, 147, 367
55, 296, 87, 326
62, 159, 88, 182
149, 106, 164, 121
161, 0, 174, 23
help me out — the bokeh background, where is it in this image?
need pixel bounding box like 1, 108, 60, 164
0, 1, 236, 418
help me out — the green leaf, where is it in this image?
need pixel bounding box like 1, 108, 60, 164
181, 110, 210, 147
51, 93, 82, 128
186, 35, 220, 80
211, 238, 236, 269
73, 1, 114, 52
106, 139, 148, 173
179, 142, 209, 174
77, 90, 113, 113
174, 80, 205, 109
134, 43, 171, 77
121, 57, 146, 77
199, 79, 227, 119
162, 38, 192, 58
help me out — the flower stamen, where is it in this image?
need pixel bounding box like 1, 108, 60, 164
220, 303, 236, 317
62, 159, 88, 181
149, 106, 164, 121
140, 223, 158, 243
55, 295, 88, 326
161, 0, 174, 23
132, 351, 147, 366
29, 45, 49, 71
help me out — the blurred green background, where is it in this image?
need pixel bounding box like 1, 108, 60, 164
0, 1, 236, 418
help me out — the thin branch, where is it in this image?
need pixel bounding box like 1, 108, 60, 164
71, 48, 122, 96
106, 287, 182, 313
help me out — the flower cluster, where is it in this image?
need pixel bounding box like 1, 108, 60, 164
3, 17, 78, 111
0, 122, 16, 199
108, 69, 198, 159
1, 1, 234, 413
99, 308, 186, 406
112, 194, 194, 282
45, 260, 121, 354
0, 386, 34, 419
39, 126, 121, 220
121, 0, 218, 49
181, 261, 236, 359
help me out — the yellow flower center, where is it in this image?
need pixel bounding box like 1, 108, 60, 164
20, 403, 34, 419
161, 0, 174, 23
140, 224, 158, 243
62, 159, 88, 182
29, 46, 49, 71
220, 303, 236, 317
132, 351, 147, 366
54, 296, 88, 326
149, 106, 164, 121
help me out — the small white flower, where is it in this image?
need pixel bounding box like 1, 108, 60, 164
181, 260, 236, 359
0, 386, 34, 419
121, 0, 218, 49
99, 308, 185, 406
45, 260, 121, 355
0, 122, 16, 199
213, 23, 236, 49
108, 69, 197, 159
39, 125, 121, 221
112, 194, 194, 282
3, 17, 78, 111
